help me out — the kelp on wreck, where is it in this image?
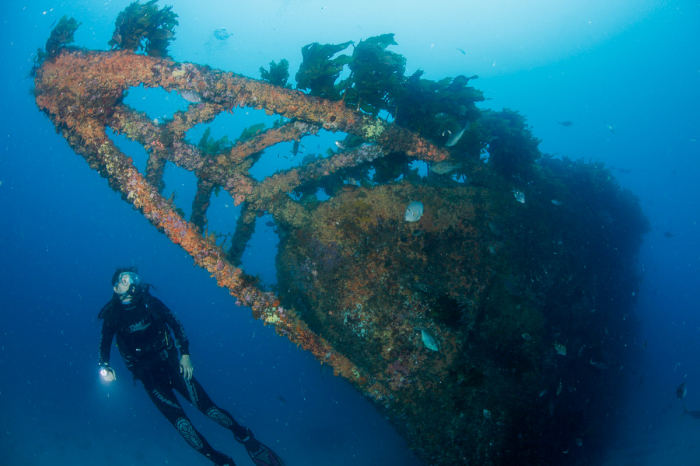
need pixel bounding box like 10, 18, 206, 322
32, 3, 648, 465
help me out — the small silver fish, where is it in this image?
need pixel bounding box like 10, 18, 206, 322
335, 141, 345, 150
551, 199, 562, 206
445, 122, 470, 147
421, 329, 439, 351
513, 190, 525, 204
180, 90, 202, 103
430, 161, 462, 175
404, 201, 424, 222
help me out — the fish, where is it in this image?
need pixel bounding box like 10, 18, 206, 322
683, 406, 700, 419
483, 409, 491, 419
604, 123, 616, 134
404, 201, 424, 222
278, 395, 287, 404
335, 141, 345, 150
488, 222, 502, 236
180, 90, 202, 103
558, 121, 573, 127
554, 343, 567, 356
677, 382, 687, 399
589, 359, 608, 370
663, 231, 674, 238
445, 122, 470, 147
512, 190, 525, 204
551, 199, 562, 206
522, 333, 532, 341
421, 329, 439, 351
291, 140, 300, 157
265, 221, 275, 227
413, 283, 431, 293
430, 161, 462, 175
457, 48, 466, 55
214, 28, 230, 41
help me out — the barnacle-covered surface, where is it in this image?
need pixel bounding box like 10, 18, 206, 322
32, 6, 649, 465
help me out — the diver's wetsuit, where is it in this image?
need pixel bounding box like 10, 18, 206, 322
98, 290, 249, 466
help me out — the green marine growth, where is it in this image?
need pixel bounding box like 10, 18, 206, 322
396, 71, 484, 146
109, 0, 179, 58
291, 34, 484, 153
341, 33, 406, 117
260, 59, 292, 88
479, 109, 542, 180
33, 16, 82, 70
197, 127, 233, 155
295, 41, 353, 99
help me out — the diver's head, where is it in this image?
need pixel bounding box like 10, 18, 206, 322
112, 267, 141, 303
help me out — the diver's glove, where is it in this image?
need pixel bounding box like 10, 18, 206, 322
99, 362, 116, 382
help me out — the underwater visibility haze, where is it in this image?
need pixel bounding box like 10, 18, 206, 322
1, 1, 699, 465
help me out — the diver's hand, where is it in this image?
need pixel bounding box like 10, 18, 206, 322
180, 355, 193, 380
100, 365, 116, 382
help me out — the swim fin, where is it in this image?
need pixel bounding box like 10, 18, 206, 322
237, 429, 285, 466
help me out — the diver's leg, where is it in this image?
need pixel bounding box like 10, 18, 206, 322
173, 375, 286, 466
142, 374, 235, 466
173, 374, 249, 438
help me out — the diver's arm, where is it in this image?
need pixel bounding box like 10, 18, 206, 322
98, 320, 117, 381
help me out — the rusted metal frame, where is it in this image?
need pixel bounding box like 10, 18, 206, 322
149, 58, 449, 163
191, 178, 215, 231
145, 152, 167, 194
254, 144, 385, 206
226, 204, 258, 266
228, 121, 320, 164
107, 107, 258, 210
168, 102, 226, 137
109, 103, 381, 217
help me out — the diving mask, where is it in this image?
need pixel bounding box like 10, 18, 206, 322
115, 272, 141, 301
116, 271, 141, 288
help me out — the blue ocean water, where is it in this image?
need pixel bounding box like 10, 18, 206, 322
0, 1, 698, 465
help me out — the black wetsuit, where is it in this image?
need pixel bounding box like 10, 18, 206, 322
98, 290, 249, 466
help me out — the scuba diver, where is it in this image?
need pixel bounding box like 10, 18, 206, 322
98, 267, 285, 466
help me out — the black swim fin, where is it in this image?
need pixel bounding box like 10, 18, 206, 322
237, 430, 285, 466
